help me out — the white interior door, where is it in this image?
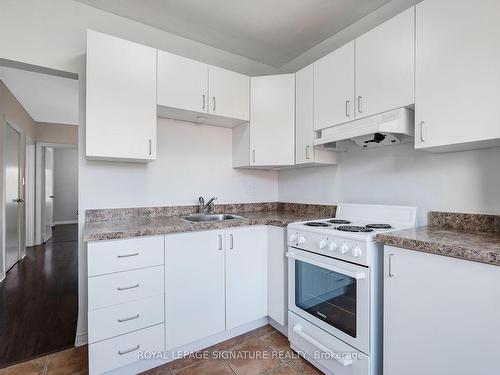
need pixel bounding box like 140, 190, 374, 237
44, 147, 54, 242
5, 123, 21, 271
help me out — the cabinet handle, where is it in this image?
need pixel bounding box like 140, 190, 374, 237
388, 254, 395, 277
117, 283, 139, 291
252, 149, 256, 163
118, 345, 140, 355
117, 314, 140, 323
202, 94, 206, 110
305, 145, 311, 160
212, 96, 216, 112
229, 234, 234, 249
419, 121, 425, 142
117, 252, 139, 258
357, 96, 363, 113
218, 234, 223, 250
148, 139, 152, 156
345, 100, 350, 117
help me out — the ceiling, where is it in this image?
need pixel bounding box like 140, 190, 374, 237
74, 0, 392, 68
0, 66, 79, 125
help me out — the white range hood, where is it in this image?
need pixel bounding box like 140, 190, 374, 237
314, 108, 415, 149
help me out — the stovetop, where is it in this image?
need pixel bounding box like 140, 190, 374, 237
291, 217, 402, 240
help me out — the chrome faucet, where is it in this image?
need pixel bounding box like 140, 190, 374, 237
198, 196, 217, 214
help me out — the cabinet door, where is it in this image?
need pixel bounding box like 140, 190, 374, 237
415, 0, 500, 150
295, 64, 315, 164
250, 74, 295, 166
86, 30, 157, 161
208, 66, 249, 121
225, 226, 267, 330
384, 246, 500, 375
165, 230, 225, 349
314, 42, 354, 130
157, 50, 208, 114
355, 7, 414, 119
267, 226, 287, 326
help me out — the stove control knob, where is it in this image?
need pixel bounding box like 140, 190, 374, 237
329, 242, 338, 252
340, 244, 350, 254
317, 240, 327, 249
352, 246, 362, 257
289, 234, 297, 242
298, 236, 306, 245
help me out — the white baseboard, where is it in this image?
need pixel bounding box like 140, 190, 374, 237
268, 317, 288, 336
53, 220, 78, 225
75, 332, 88, 347
0, 273, 5, 283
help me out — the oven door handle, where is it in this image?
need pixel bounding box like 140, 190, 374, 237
286, 252, 366, 280
292, 324, 354, 366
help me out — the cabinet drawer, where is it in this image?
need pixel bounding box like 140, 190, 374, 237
88, 266, 164, 310
88, 294, 164, 344
89, 323, 164, 375
88, 236, 164, 277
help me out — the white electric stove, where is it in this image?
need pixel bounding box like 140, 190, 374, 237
286, 203, 417, 375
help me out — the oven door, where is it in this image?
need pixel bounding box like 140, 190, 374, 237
287, 247, 370, 354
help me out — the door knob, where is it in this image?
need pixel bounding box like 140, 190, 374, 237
15, 198, 24, 203
49, 195, 55, 199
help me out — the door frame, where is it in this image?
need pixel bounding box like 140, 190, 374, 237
25, 136, 35, 247
35, 142, 77, 245
2, 116, 23, 281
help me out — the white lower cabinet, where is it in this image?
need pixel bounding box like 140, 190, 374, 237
88, 295, 164, 344
225, 226, 268, 330
89, 323, 164, 375
165, 230, 226, 350
384, 246, 500, 375
87, 236, 165, 374
165, 226, 270, 349
267, 226, 287, 325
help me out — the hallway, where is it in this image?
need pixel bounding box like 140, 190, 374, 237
0, 224, 78, 368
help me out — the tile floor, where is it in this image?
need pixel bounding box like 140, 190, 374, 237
141, 325, 323, 375
0, 325, 323, 375
0, 345, 88, 375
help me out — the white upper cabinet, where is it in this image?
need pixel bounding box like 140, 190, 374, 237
235, 74, 295, 167
86, 30, 157, 162
208, 66, 249, 121
415, 0, 500, 151
157, 51, 208, 114
157, 51, 249, 126
295, 64, 337, 165
355, 7, 414, 119
314, 42, 355, 130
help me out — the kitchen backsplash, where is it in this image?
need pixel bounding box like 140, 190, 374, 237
85, 202, 337, 222
430, 211, 500, 233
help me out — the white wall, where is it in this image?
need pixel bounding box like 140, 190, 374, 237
53, 148, 78, 224
0, 0, 281, 342
82, 118, 278, 208
279, 143, 500, 225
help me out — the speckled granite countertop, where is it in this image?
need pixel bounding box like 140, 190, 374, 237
377, 212, 500, 267
84, 203, 336, 242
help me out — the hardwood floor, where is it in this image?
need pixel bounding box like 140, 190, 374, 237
0, 224, 78, 369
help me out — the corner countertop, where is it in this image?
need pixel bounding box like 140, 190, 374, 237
377, 226, 500, 267
84, 210, 324, 242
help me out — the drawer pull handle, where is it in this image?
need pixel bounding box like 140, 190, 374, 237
118, 344, 140, 355
117, 283, 139, 291
117, 314, 140, 323
117, 252, 139, 258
